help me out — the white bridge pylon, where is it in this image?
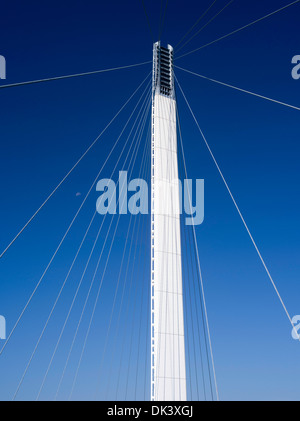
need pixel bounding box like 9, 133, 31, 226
151, 41, 187, 401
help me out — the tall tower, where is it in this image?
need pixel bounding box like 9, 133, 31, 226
151, 42, 187, 401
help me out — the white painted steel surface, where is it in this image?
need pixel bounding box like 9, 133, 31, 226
151, 42, 186, 401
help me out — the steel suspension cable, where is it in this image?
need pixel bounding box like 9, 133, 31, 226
140, 0, 155, 42
143, 124, 152, 401
177, 108, 209, 400
13, 79, 151, 401
175, 74, 220, 400
175, 66, 300, 111
54, 94, 150, 401
133, 134, 151, 400
3, 74, 150, 359
176, 74, 300, 363
92, 213, 136, 399
158, 0, 169, 41
12, 78, 152, 401
0, 61, 151, 90
176, 0, 300, 59
67, 96, 152, 401
35, 86, 152, 401
93, 120, 151, 401
124, 143, 151, 400
0, 72, 151, 260
176, 0, 235, 53
175, 0, 218, 49
176, 100, 214, 400
104, 98, 151, 400
158, 0, 164, 41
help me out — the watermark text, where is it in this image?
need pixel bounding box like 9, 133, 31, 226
0, 55, 6, 79
291, 315, 300, 340
96, 171, 204, 226
292, 55, 300, 80
0, 315, 6, 340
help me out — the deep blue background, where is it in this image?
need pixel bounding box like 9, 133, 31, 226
0, 0, 300, 401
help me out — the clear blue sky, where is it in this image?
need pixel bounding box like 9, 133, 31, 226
0, 0, 300, 401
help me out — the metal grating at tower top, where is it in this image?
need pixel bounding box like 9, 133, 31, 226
152, 41, 174, 99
